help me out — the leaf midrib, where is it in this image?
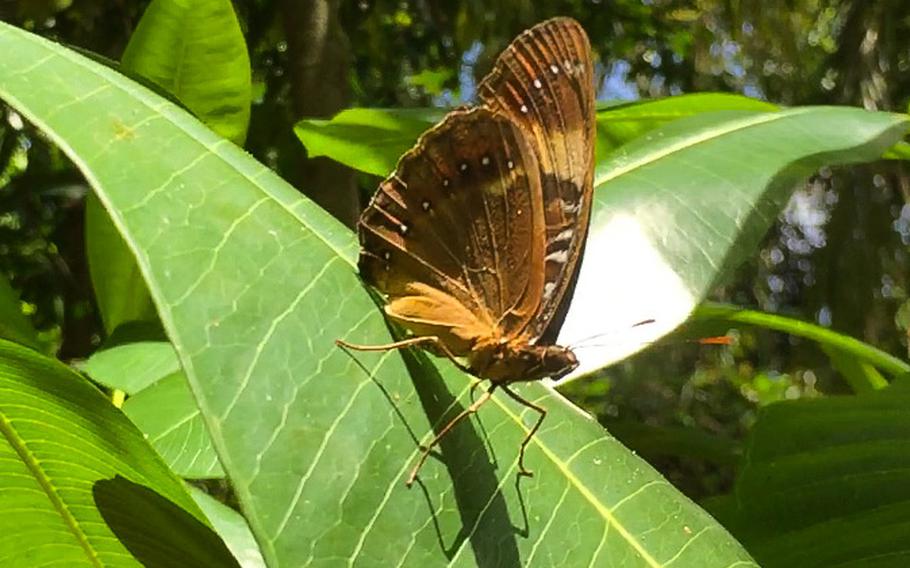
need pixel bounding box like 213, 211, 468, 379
593, 108, 810, 189
0, 400, 104, 567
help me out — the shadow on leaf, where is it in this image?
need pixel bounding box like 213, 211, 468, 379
94, 475, 238, 568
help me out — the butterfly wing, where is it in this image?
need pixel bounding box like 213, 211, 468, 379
477, 17, 596, 344
358, 107, 547, 352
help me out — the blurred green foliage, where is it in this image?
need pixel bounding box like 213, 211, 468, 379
2, 0, 909, 503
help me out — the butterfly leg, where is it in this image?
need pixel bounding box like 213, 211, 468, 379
335, 336, 472, 375
407, 386, 495, 487
500, 385, 547, 477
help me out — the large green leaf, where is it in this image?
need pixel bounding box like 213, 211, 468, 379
556, 107, 909, 381
294, 93, 777, 177
593, 94, 778, 161
87, 0, 251, 335
0, 339, 238, 567
0, 24, 759, 566
706, 380, 910, 567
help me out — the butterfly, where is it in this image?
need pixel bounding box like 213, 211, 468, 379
337, 17, 595, 486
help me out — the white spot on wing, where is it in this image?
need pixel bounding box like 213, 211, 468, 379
543, 282, 556, 300
562, 200, 580, 214
554, 228, 574, 242
533, 78, 542, 89
545, 250, 569, 264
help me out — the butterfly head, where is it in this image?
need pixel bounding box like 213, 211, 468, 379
472, 339, 578, 383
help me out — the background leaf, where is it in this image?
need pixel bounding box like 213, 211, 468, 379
0, 339, 237, 567
121, 0, 251, 145
81, 340, 223, 477
557, 108, 909, 380
190, 485, 266, 568
81, 340, 181, 394
0, 24, 758, 566
692, 303, 910, 382
123, 371, 224, 478
706, 379, 910, 567
294, 93, 777, 177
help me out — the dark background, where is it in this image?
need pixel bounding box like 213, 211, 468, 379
2, 0, 908, 500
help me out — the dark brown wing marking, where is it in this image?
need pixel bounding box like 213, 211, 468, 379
357, 107, 548, 345
477, 17, 596, 343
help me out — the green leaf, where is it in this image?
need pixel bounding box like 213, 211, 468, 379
707, 381, 910, 567
86, 191, 160, 334
0, 339, 238, 567
604, 421, 741, 467
0, 273, 41, 350
295, 94, 777, 178
593, 93, 778, 162
822, 344, 889, 393
81, 341, 223, 478
121, 0, 251, 145
692, 303, 910, 384
81, 340, 181, 394
883, 140, 910, 160
0, 24, 757, 566
124, 371, 224, 478
557, 109, 909, 380
294, 107, 443, 176
189, 485, 266, 568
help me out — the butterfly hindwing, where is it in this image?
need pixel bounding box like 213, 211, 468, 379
477, 17, 596, 343
358, 107, 547, 351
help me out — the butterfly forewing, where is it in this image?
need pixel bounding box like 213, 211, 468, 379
358, 107, 547, 351
477, 17, 596, 342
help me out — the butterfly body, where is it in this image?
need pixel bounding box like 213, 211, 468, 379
466, 338, 578, 384
339, 17, 595, 485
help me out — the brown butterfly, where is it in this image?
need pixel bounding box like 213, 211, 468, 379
337, 17, 595, 486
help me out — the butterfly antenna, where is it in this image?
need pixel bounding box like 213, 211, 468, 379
572, 335, 733, 351
568, 318, 656, 350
